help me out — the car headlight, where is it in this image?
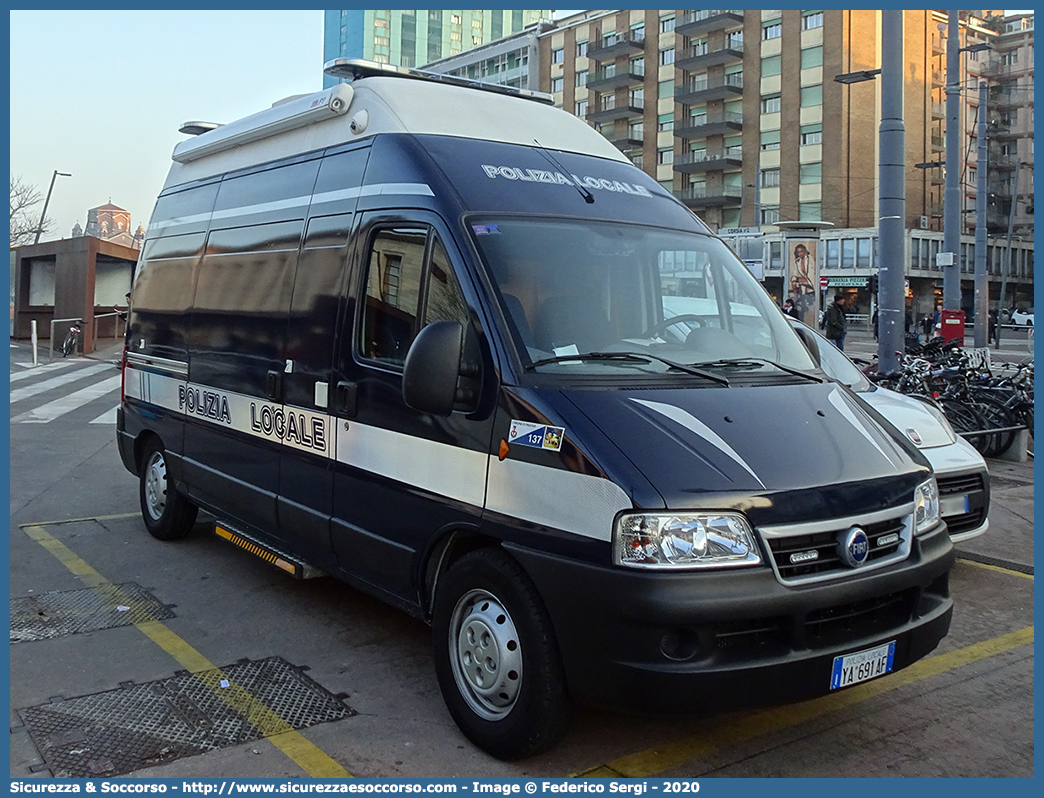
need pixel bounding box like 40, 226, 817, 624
614, 512, 762, 569
914, 477, 940, 534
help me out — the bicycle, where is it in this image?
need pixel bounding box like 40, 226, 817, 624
61, 320, 83, 357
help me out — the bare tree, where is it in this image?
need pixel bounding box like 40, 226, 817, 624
10, 175, 52, 246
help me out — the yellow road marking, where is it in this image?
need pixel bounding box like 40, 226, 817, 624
957, 557, 1034, 581
575, 626, 1034, 778
21, 524, 351, 778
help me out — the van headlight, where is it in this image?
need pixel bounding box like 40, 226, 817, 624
613, 513, 762, 569
914, 478, 940, 534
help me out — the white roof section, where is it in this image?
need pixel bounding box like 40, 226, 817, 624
164, 61, 627, 189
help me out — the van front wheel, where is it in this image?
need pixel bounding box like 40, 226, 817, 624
432, 549, 570, 760
139, 441, 197, 540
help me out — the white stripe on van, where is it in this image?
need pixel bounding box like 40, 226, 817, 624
124, 363, 629, 533
631, 398, 766, 489
148, 183, 436, 234
827, 387, 902, 468
486, 456, 632, 542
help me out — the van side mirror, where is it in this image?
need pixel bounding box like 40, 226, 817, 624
402, 321, 465, 416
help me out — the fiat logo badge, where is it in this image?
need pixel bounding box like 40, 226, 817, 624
837, 527, 870, 568
906, 428, 922, 444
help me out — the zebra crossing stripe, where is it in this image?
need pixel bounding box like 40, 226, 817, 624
9, 359, 89, 384
12, 375, 122, 424
9, 363, 113, 403
90, 406, 119, 425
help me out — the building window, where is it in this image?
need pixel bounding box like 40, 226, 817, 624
551, 76, 564, 93
800, 162, 822, 184
630, 87, 644, 106
552, 47, 564, 64
826, 239, 840, 269
857, 237, 871, 268
800, 84, 823, 107
762, 55, 782, 76
575, 98, 588, 116
761, 94, 781, 114
761, 168, 780, 188
763, 23, 782, 40
802, 11, 823, 30
600, 94, 615, 111
631, 24, 645, 41
659, 79, 674, 98
801, 46, 824, 69
761, 206, 780, 225
450, 31, 462, 42
629, 120, 644, 139
576, 70, 588, 87
658, 148, 674, 165
761, 130, 781, 150
842, 238, 855, 268
800, 124, 822, 145
660, 48, 675, 66
472, 36, 482, 45
1001, 50, 1019, 66
799, 202, 822, 222
629, 151, 644, 168
374, 18, 388, 28
451, 14, 461, 25
374, 36, 390, 47
660, 16, 675, 33
658, 114, 674, 132
577, 40, 588, 57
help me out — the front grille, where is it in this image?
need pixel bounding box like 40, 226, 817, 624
945, 506, 987, 535
937, 472, 985, 496
766, 515, 908, 582
805, 589, 917, 648
712, 617, 787, 652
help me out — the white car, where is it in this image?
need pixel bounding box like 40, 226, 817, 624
793, 320, 990, 542
1010, 308, 1034, 327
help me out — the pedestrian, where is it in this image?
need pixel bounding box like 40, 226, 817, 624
824, 292, 848, 350
782, 298, 799, 318
989, 308, 998, 343
872, 307, 878, 340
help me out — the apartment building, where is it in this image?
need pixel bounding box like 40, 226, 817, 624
322, 9, 550, 88
535, 9, 1032, 315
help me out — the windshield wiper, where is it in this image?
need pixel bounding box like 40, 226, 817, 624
527, 351, 730, 385
690, 357, 825, 383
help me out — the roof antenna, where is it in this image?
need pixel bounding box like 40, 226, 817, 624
533, 139, 595, 204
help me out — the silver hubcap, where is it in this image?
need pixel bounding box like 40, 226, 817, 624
449, 589, 522, 720
143, 451, 168, 521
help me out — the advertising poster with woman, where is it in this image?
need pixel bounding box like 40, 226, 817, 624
787, 240, 818, 327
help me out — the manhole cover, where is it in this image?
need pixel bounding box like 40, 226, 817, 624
19, 657, 353, 777
11, 583, 175, 643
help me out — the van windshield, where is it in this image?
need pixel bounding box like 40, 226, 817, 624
468, 217, 817, 378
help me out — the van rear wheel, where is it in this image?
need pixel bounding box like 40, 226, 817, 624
432, 548, 569, 760
139, 440, 197, 540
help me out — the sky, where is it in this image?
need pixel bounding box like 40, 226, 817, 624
10, 10, 327, 240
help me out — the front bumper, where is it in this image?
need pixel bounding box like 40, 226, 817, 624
507, 522, 954, 714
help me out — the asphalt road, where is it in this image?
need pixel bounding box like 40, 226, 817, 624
7, 339, 1035, 780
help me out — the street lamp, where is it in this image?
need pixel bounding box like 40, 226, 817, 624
34, 170, 72, 245
832, 68, 881, 85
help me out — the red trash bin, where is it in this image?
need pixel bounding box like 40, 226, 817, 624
940, 309, 965, 344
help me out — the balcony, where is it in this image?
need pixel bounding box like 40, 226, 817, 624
930, 134, 944, 150
674, 111, 744, 140
931, 101, 945, 119
586, 100, 644, 124
676, 41, 744, 71
931, 69, 944, 87
931, 37, 944, 56
586, 31, 646, 62
676, 10, 744, 36
676, 73, 743, 104
606, 134, 644, 151
586, 62, 645, 92
674, 149, 744, 173
675, 184, 744, 207
992, 155, 1019, 171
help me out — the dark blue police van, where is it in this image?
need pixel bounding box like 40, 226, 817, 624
118, 60, 954, 759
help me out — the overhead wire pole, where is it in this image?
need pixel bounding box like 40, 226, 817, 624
877, 10, 906, 376
973, 81, 988, 347
942, 10, 961, 311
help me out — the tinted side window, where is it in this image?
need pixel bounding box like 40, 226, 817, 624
358, 228, 468, 369
360, 228, 427, 366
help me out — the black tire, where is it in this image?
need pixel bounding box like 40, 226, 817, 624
432, 548, 570, 760
139, 440, 197, 540
967, 395, 1017, 457
61, 331, 74, 357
